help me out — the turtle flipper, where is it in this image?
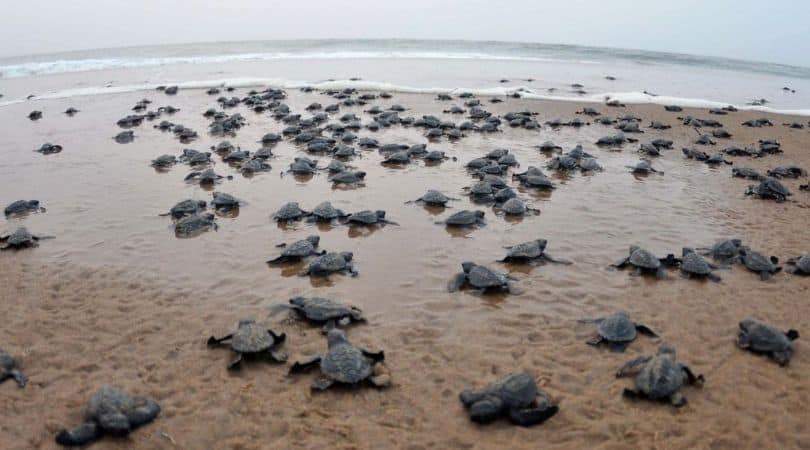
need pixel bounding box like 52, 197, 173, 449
616, 356, 652, 378
655, 266, 668, 280
759, 271, 772, 281
322, 319, 337, 334
681, 366, 704, 386
9, 369, 26, 388
207, 333, 233, 347
129, 398, 161, 428
771, 350, 792, 366
585, 335, 603, 346
289, 355, 322, 374
635, 324, 658, 338
311, 377, 334, 391
266, 255, 289, 265
508, 403, 559, 427
707, 272, 722, 283
448, 273, 467, 292
361, 349, 385, 362
669, 392, 688, 407
542, 254, 572, 265
621, 387, 644, 400
227, 353, 244, 370
268, 349, 288, 363
611, 256, 630, 268
55, 422, 102, 446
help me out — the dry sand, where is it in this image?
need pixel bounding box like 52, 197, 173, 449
1, 87, 809, 449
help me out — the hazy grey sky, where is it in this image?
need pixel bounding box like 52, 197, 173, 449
1, 0, 808, 66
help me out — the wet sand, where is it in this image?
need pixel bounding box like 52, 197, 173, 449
1, 86, 809, 449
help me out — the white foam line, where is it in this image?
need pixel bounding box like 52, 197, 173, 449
2, 78, 808, 116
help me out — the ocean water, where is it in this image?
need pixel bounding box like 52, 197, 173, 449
1, 39, 809, 114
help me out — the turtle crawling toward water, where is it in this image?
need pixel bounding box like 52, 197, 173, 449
786, 254, 810, 275
0, 349, 26, 387
174, 213, 217, 238
498, 239, 571, 265
210, 192, 240, 212
611, 246, 676, 279
275, 297, 365, 332
301, 252, 358, 277
736, 319, 799, 366
273, 202, 310, 222
746, 177, 791, 202
408, 189, 459, 207
437, 210, 486, 227
55, 386, 161, 446
616, 345, 704, 407
738, 247, 781, 280
1, 227, 50, 250
680, 247, 722, 282
4, 200, 44, 217
307, 201, 349, 223
580, 311, 658, 352
267, 235, 324, 264
288, 329, 389, 391
162, 199, 206, 220
207, 320, 287, 370
34, 143, 63, 155
459, 373, 559, 426
698, 238, 743, 264
448, 262, 517, 294
346, 210, 398, 226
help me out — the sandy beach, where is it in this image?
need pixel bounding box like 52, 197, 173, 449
1, 81, 809, 450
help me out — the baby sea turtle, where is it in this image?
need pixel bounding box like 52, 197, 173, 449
786, 254, 810, 275
276, 297, 365, 331
64, 107, 79, 116
680, 248, 721, 282
150, 154, 177, 168
438, 210, 486, 227
331, 170, 366, 185
616, 345, 704, 407
626, 160, 662, 174
611, 246, 675, 279
210, 192, 239, 212
698, 239, 743, 263
535, 141, 562, 152
34, 143, 63, 155
580, 311, 657, 352
288, 329, 389, 391
732, 167, 762, 180
301, 252, 358, 277
0, 227, 49, 250
459, 373, 558, 426
738, 247, 781, 280
495, 198, 539, 216
28, 110, 42, 120
448, 262, 517, 294
184, 168, 226, 185
0, 349, 26, 387
162, 199, 206, 220
207, 320, 287, 369
767, 165, 807, 178
267, 235, 323, 264
409, 190, 458, 207
288, 157, 319, 175
4, 200, 44, 217
498, 239, 571, 265
114, 131, 135, 144
174, 213, 217, 238
737, 319, 799, 366
273, 202, 310, 222
513, 167, 555, 189
346, 210, 398, 226
308, 201, 349, 223
55, 387, 161, 447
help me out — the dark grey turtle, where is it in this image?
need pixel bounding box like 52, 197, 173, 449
580, 311, 658, 352
737, 247, 781, 280
325, 160, 351, 173
596, 133, 634, 147
697, 238, 743, 263
0, 349, 26, 387
467, 181, 495, 202
498, 239, 571, 265
680, 247, 721, 282
162, 199, 206, 219
207, 320, 287, 369
495, 198, 539, 216
611, 246, 675, 279
513, 167, 555, 189
746, 177, 791, 202
28, 110, 42, 120
150, 154, 177, 168
410, 190, 457, 207
705, 152, 732, 165
301, 252, 358, 277
240, 158, 271, 174
0, 227, 49, 250
55, 386, 161, 447
64, 107, 79, 116
459, 373, 558, 426
732, 168, 762, 180
786, 254, 810, 275
259, 133, 281, 144
114, 131, 135, 144
448, 262, 516, 294
184, 168, 226, 185
712, 129, 733, 138
174, 213, 217, 238
346, 210, 397, 226
273, 202, 310, 222
288, 329, 389, 390
308, 201, 348, 223
546, 156, 579, 172
267, 235, 323, 264
579, 157, 603, 172
564, 145, 592, 159
277, 297, 365, 331
648, 121, 671, 130
288, 157, 319, 174
767, 165, 807, 179
331, 170, 366, 185
439, 210, 486, 227
382, 151, 411, 165
34, 143, 63, 154
737, 319, 799, 366
223, 150, 250, 163
535, 141, 562, 152
626, 160, 662, 174
210, 192, 240, 211
577, 107, 600, 116
180, 149, 212, 166
4, 200, 44, 217
616, 345, 704, 407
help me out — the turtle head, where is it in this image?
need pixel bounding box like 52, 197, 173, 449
355, 171, 367, 179
340, 252, 354, 262
461, 261, 476, 273
289, 297, 306, 307
474, 211, 485, 219
629, 245, 641, 255
657, 345, 676, 357
237, 319, 256, 328
738, 318, 757, 332
730, 239, 742, 247
305, 235, 320, 246
326, 329, 349, 346
682, 247, 696, 257
536, 239, 548, 251
375, 210, 386, 219
786, 329, 800, 341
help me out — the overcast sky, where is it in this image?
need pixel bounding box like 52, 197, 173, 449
1, 0, 808, 66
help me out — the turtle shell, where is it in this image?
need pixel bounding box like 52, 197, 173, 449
231, 320, 276, 353
274, 202, 306, 221
384, 151, 410, 164
445, 210, 484, 226
466, 264, 508, 289
493, 188, 517, 204
289, 159, 317, 174
331, 171, 365, 183
347, 210, 383, 224
792, 255, 810, 273
710, 239, 741, 259
597, 312, 637, 342
470, 181, 494, 196
211, 192, 238, 209
500, 198, 527, 215
681, 251, 712, 276
741, 250, 777, 272
169, 199, 206, 219
738, 319, 792, 353
478, 373, 537, 409
523, 174, 554, 188
308, 252, 351, 274
321, 335, 373, 384
282, 236, 319, 257
312, 201, 344, 220
3, 228, 35, 246
628, 247, 661, 270
506, 240, 547, 260
634, 347, 683, 399
419, 190, 450, 205
290, 297, 358, 322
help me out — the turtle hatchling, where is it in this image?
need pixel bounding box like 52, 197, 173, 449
611, 246, 676, 279
498, 239, 571, 265
4, 200, 44, 217
680, 247, 721, 282
346, 210, 398, 226
1, 227, 49, 250
0, 349, 26, 387
208, 320, 287, 369
448, 262, 517, 294
409, 189, 458, 207
746, 176, 791, 201
308, 201, 349, 223
276, 297, 365, 332
738, 247, 781, 280
174, 213, 217, 238
55, 387, 161, 447
616, 345, 704, 407
273, 202, 310, 222
459, 373, 558, 426
737, 319, 799, 366
786, 254, 810, 275
301, 252, 358, 277
210, 192, 240, 212
580, 311, 658, 351
267, 235, 323, 264
288, 329, 389, 390
438, 210, 486, 227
